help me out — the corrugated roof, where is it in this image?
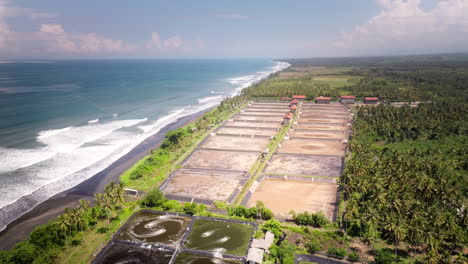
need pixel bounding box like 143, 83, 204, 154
341, 95, 355, 99
293, 95, 306, 99
365, 97, 379, 100
247, 248, 264, 263
316, 96, 331, 100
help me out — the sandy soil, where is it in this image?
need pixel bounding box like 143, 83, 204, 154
248, 105, 288, 109
278, 139, 346, 156
233, 115, 284, 122
224, 120, 281, 128
298, 118, 350, 124
288, 130, 349, 140
244, 108, 288, 113
183, 149, 259, 171
293, 123, 350, 131
301, 109, 349, 115
265, 154, 342, 177
246, 179, 338, 220
240, 111, 286, 117
217, 127, 278, 137
162, 169, 244, 201
302, 106, 347, 110
300, 113, 352, 119
202, 135, 270, 151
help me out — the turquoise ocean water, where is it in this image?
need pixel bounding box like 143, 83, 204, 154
0, 59, 289, 231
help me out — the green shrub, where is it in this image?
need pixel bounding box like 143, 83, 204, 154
261, 219, 282, 238
327, 247, 347, 259
140, 189, 166, 207
305, 240, 321, 253
182, 202, 198, 215
293, 211, 330, 227
348, 251, 359, 262
374, 248, 399, 264
161, 200, 182, 211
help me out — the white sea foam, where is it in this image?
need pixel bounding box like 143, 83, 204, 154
37, 127, 71, 139
87, 118, 99, 124
198, 95, 222, 104
227, 61, 290, 96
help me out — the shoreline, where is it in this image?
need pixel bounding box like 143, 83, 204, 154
0, 107, 213, 250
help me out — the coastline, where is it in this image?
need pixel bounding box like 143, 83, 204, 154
0, 107, 213, 250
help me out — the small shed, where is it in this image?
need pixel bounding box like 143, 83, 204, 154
280, 97, 291, 101
292, 95, 306, 101
282, 112, 293, 125
364, 97, 379, 104
340, 95, 355, 104
290, 105, 297, 112
290, 99, 299, 106
315, 96, 331, 104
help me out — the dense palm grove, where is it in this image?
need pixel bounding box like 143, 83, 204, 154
341, 101, 467, 263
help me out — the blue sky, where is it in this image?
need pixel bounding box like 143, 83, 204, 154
0, 0, 466, 59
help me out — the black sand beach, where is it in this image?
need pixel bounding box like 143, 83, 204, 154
0, 109, 212, 250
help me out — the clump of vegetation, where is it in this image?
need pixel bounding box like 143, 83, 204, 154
305, 240, 321, 254
267, 240, 296, 264
140, 188, 166, 207
327, 247, 347, 259
228, 201, 273, 220
290, 211, 330, 228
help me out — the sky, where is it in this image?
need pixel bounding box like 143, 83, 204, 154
0, 0, 467, 59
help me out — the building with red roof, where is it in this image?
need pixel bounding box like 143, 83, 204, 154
292, 95, 306, 100
364, 97, 379, 104
290, 99, 299, 105
340, 95, 355, 104
315, 96, 331, 104
282, 112, 293, 125
290, 105, 297, 112
280, 97, 291, 101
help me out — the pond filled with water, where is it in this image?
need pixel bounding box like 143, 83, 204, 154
116, 211, 191, 246
173, 253, 241, 264
95, 244, 172, 264
184, 219, 254, 256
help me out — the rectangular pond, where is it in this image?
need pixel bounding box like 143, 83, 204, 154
115, 211, 191, 247
184, 219, 254, 256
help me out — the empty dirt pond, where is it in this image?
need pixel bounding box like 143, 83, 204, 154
216, 127, 278, 137
161, 169, 244, 201
265, 154, 342, 177
183, 149, 260, 171
202, 135, 270, 151
246, 179, 338, 221
298, 118, 350, 124
233, 114, 284, 122
293, 123, 350, 131
224, 120, 281, 129
278, 139, 346, 156
288, 130, 348, 140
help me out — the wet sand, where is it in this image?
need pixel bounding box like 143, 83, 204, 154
0, 108, 212, 250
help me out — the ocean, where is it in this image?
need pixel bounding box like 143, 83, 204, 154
0, 59, 290, 231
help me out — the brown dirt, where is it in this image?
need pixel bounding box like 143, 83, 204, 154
244, 108, 288, 113
162, 169, 244, 201
288, 130, 348, 140
293, 123, 350, 131
240, 111, 286, 117
300, 113, 352, 119
183, 149, 260, 171
202, 135, 270, 151
265, 154, 342, 177
278, 139, 346, 156
246, 179, 338, 221
233, 115, 284, 122
224, 120, 281, 128
298, 118, 350, 124
217, 127, 278, 137
301, 109, 349, 115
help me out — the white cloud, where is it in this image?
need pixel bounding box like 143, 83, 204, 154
0, 1, 136, 56
333, 0, 468, 54
214, 13, 248, 19
38, 23, 136, 53
163, 36, 183, 49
